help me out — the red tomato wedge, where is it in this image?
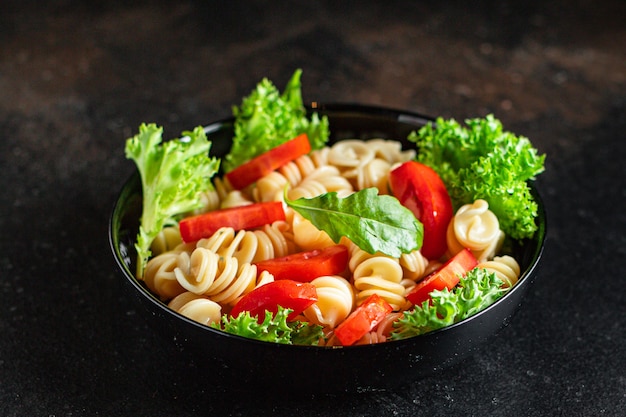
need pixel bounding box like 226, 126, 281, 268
389, 161, 454, 260
178, 201, 285, 242
225, 133, 311, 190
405, 248, 478, 306
333, 294, 393, 346
229, 280, 318, 323
254, 244, 349, 282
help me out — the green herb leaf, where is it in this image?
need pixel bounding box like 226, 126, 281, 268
410, 114, 545, 240
390, 267, 507, 340
224, 69, 329, 172
285, 188, 423, 257
125, 124, 220, 277
212, 306, 324, 345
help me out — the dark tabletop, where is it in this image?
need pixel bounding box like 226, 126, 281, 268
1, 0, 625, 416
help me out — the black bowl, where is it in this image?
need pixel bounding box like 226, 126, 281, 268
109, 103, 546, 393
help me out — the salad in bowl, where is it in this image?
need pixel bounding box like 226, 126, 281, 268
110, 69, 545, 391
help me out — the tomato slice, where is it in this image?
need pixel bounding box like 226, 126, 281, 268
333, 293, 393, 346
178, 201, 285, 242
225, 133, 311, 190
254, 244, 349, 282
229, 280, 318, 322
389, 161, 454, 260
405, 248, 478, 306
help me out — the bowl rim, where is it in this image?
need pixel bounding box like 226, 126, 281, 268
109, 102, 546, 351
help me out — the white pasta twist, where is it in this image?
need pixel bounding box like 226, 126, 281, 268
253, 171, 289, 202
143, 244, 193, 300
348, 243, 406, 310
287, 166, 353, 200
477, 255, 521, 288
173, 246, 274, 305
303, 276, 355, 329
150, 226, 183, 257
352, 158, 392, 193
399, 249, 431, 282
279, 154, 319, 185
291, 212, 335, 251
328, 139, 414, 193
196, 223, 295, 265
219, 190, 254, 209
192, 187, 221, 214
366, 139, 416, 164
168, 292, 222, 326
447, 199, 505, 262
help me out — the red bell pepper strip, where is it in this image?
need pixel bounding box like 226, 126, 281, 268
389, 160, 453, 260
254, 244, 349, 282
229, 280, 318, 323
333, 293, 393, 346
225, 133, 311, 190
178, 201, 285, 242
405, 248, 478, 306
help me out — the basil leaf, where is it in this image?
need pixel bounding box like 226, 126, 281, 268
285, 188, 423, 257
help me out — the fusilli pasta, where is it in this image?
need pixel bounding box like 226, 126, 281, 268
477, 255, 521, 288
447, 199, 505, 262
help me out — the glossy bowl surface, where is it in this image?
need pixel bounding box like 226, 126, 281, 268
109, 103, 546, 393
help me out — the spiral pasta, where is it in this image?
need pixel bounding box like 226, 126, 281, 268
173, 246, 274, 305
168, 292, 222, 326
143, 243, 193, 300
303, 275, 354, 329
196, 222, 295, 265
326, 139, 414, 193
291, 212, 335, 251
399, 249, 431, 282
477, 255, 521, 288
447, 199, 505, 262
346, 242, 406, 310
150, 226, 183, 257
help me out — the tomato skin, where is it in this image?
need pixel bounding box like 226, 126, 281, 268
389, 161, 453, 260
229, 280, 318, 322
406, 248, 478, 306
178, 201, 285, 242
333, 294, 393, 346
254, 244, 349, 282
225, 133, 311, 190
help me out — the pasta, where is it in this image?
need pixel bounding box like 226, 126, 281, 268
196, 223, 295, 265
447, 199, 505, 262
348, 243, 406, 310
173, 246, 274, 305
477, 255, 521, 288
291, 212, 335, 251
150, 226, 183, 257
168, 292, 222, 326
303, 275, 354, 329
138, 136, 526, 346
143, 243, 193, 300
326, 139, 414, 194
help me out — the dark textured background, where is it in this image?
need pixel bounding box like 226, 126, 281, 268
1, 1, 625, 416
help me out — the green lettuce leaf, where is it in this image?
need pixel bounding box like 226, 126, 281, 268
410, 114, 545, 240
285, 188, 423, 257
125, 123, 220, 277
223, 69, 329, 172
213, 306, 324, 345
391, 267, 507, 340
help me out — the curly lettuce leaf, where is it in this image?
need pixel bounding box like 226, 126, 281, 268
213, 306, 324, 345
125, 124, 220, 277
223, 69, 329, 172
410, 114, 545, 240
391, 267, 508, 340
285, 188, 423, 257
